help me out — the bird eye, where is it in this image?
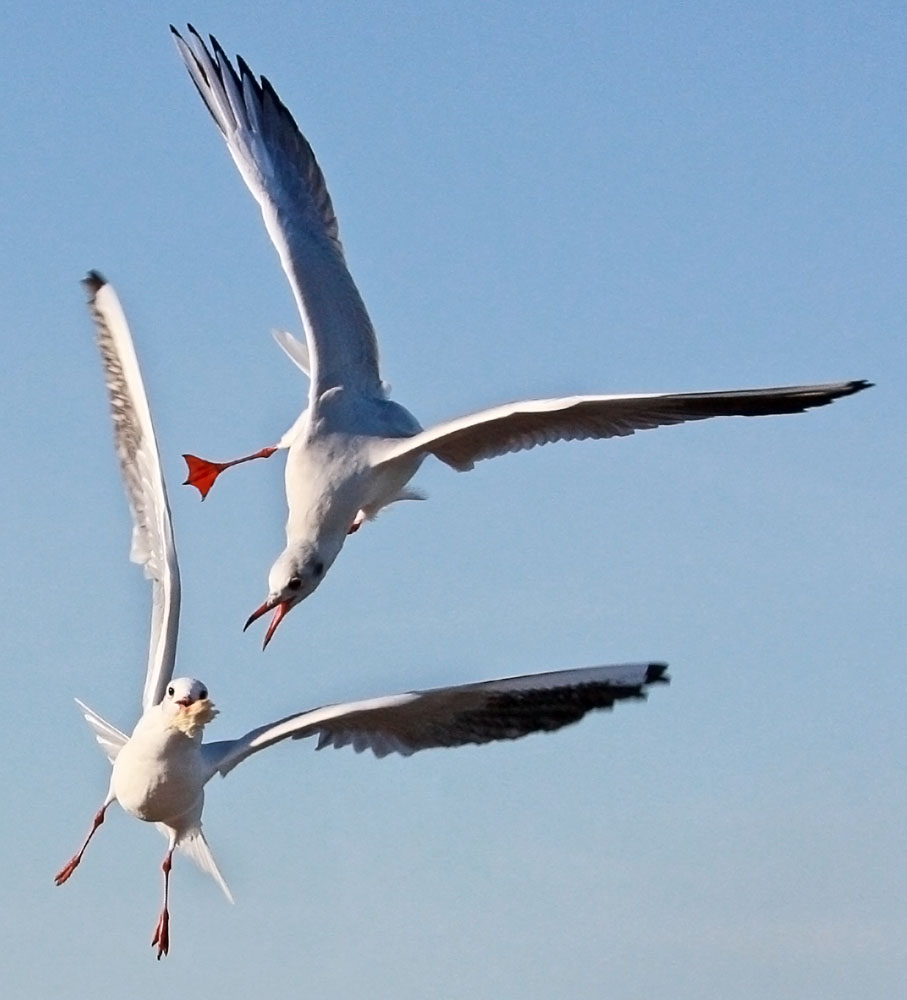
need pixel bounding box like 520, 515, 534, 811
287, 577, 302, 591
167, 686, 175, 697
313, 561, 324, 577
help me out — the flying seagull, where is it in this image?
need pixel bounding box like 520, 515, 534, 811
55, 272, 670, 959
171, 26, 871, 647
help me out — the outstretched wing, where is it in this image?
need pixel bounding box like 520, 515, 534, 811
171, 26, 383, 400
201, 662, 669, 778
375, 380, 872, 471
84, 272, 181, 712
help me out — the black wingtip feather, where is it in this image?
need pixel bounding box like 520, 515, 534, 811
185, 23, 204, 47
236, 53, 255, 84
172, 25, 302, 153
208, 33, 235, 77
260, 74, 287, 114
645, 663, 670, 685
211, 34, 248, 99
82, 270, 106, 296
817, 379, 873, 401
209, 32, 227, 60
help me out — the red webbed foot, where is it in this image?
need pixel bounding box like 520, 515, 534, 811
183, 455, 228, 500
151, 908, 170, 960
183, 447, 278, 500
53, 857, 80, 886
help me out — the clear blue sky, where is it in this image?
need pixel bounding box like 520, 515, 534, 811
2, 2, 903, 997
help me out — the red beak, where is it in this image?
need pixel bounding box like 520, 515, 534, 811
176, 697, 193, 707
244, 599, 292, 650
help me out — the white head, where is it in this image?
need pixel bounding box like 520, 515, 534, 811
160, 677, 218, 737
244, 541, 340, 648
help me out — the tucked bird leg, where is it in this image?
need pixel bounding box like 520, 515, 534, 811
54, 799, 111, 885
151, 846, 175, 960
347, 489, 426, 534
183, 446, 277, 500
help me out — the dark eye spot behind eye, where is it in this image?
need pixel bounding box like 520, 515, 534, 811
287, 577, 302, 591
313, 561, 324, 577
199, 689, 208, 700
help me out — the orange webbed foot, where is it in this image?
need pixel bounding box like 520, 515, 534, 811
183, 447, 278, 499
182, 454, 228, 500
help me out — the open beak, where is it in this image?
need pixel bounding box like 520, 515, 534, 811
175, 696, 193, 708
244, 599, 292, 650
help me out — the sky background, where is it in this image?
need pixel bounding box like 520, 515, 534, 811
1, 2, 903, 997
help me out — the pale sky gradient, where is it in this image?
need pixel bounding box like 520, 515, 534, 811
1, 3, 903, 998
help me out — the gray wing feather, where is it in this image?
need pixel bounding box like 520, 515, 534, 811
201, 662, 669, 778
377, 381, 872, 471
84, 273, 180, 712
171, 26, 383, 399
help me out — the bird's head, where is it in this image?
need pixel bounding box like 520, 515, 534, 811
161, 677, 218, 737
244, 544, 335, 648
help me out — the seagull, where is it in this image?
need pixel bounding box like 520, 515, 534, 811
171, 26, 871, 648
55, 272, 671, 959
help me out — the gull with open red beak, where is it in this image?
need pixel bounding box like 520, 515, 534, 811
242, 535, 335, 647
244, 597, 291, 650
242, 580, 301, 649
172, 26, 870, 649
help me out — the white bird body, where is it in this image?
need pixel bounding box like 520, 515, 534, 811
111, 707, 207, 827
273, 332, 423, 538
172, 26, 871, 646
284, 388, 424, 533
271, 393, 425, 604
58, 271, 671, 958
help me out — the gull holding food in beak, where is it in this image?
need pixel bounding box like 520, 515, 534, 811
172, 26, 871, 648
56, 272, 671, 959
55, 273, 226, 959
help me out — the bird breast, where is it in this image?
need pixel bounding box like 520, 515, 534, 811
112, 728, 206, 825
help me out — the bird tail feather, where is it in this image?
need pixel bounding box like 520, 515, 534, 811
158, 824, 234, 903
183, 829, 234, 903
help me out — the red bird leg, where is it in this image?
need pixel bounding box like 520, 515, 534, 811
54, 804, 108, 886
151, 849, 174, 960
182, 446, 277, 500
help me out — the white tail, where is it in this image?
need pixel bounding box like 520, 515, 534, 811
170, 826, 234, 903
